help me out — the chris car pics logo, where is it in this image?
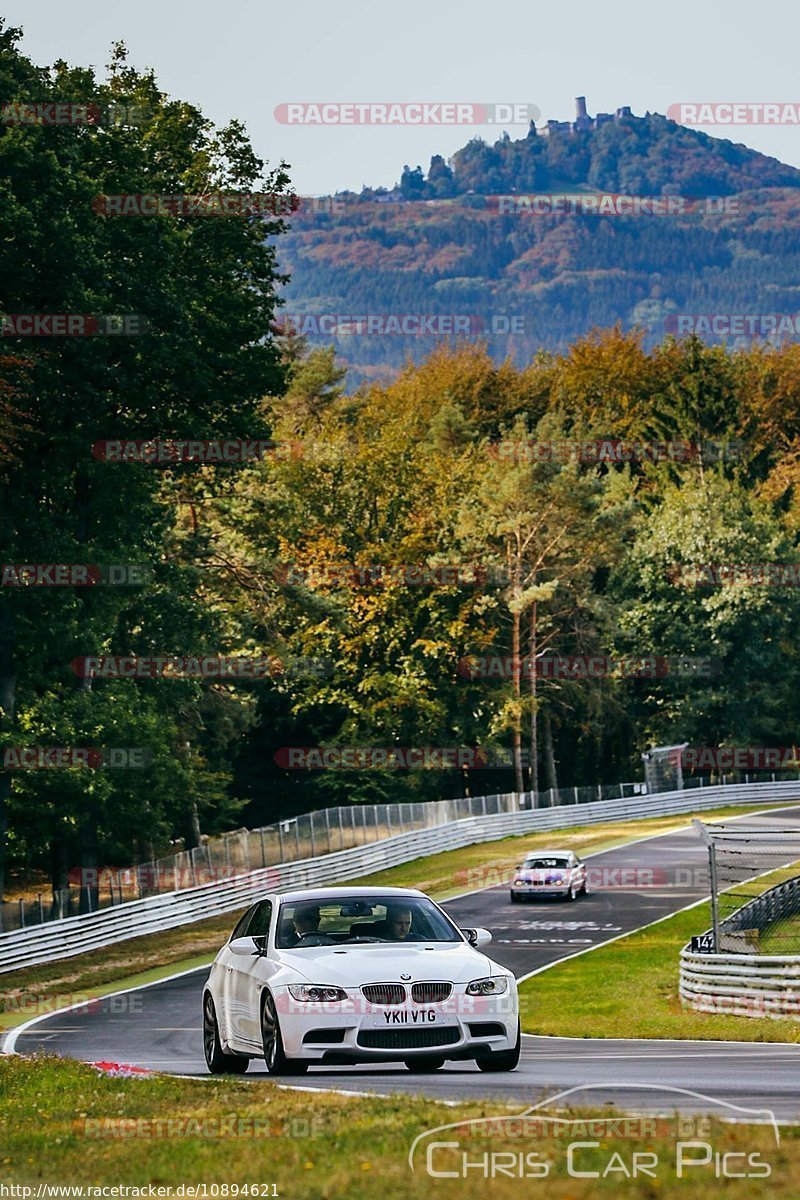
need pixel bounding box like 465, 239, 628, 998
409, 1086, 778, 1180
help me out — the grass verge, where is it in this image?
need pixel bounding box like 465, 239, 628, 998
0, 1055, 797, 1197
520, 860, 800, 1043
0, 802, 791, 1036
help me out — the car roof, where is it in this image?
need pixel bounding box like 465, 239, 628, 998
268, 886, 427, 904
523, 849, 574, 857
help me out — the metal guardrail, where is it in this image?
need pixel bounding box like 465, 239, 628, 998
6, 769, 790, 933
680, 947, 800, 1019
1, 783, 648, 932
681, 876, 800, 1017
4, 778, 800, 975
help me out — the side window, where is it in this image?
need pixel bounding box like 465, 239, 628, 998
248, 900, 273, 939
230, 905, 256, 941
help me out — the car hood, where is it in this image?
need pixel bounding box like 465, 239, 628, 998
276, 942, 502, 986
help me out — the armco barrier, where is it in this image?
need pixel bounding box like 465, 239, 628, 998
680, 874, 800, 1018
5, 786, 647, 930
680, 947, 800, 1018
4, 779, 800, 974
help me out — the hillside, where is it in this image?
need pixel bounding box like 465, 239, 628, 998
276, 104, 800, 385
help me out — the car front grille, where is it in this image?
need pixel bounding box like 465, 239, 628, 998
411, 982, 452, 1004
362, 983, 406, 1006
357, 1027, 461, 1050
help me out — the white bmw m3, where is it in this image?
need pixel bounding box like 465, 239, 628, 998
202, 886, 520, 1075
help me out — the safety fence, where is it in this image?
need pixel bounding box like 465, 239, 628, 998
6, 769, 796, 934
717, 874, 800, 955
2, 783, 648, 933
681, 825, 800, 1018
3, 778, 799, 974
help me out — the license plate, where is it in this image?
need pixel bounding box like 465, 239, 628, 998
382, 1009, 437, 1025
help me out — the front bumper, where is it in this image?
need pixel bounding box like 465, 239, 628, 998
512, 882, 571, 897
273, 984, 519, 1061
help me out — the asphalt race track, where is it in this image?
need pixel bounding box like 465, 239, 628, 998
9, 805, 800, 1119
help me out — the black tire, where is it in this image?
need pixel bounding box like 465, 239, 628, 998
510, 891, 520, 903
476, 1023, 521, 1073
261, 990, 308, 1076
203, 993, 249, 1075
404, 1056, 446, 1073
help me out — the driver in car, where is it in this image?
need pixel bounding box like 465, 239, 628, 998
290, 904, 321, 943
385, 905, 414, 940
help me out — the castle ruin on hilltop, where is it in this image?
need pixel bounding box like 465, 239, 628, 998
537, 96, 633, 136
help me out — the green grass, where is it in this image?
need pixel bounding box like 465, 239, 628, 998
1, 1055, 797, 1198
760, 911, 800, 954
520, 860, 800, 1042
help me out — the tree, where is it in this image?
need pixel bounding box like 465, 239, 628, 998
454, 412, 619, 792
609, 473, 800, 754
0, 23, 291, 899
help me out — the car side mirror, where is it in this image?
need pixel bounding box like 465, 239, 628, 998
252, 935, 269, 956
464, 927, 492, 948
229, 937, 254, 956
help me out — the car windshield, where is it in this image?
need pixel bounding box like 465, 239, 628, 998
523, 857, 569, 869
275, 895, 462, 948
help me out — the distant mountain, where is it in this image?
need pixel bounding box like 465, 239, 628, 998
276, 102, 800, 385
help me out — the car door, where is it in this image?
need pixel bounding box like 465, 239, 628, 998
227, 899, 273, 1050
218, 905, 257, 1047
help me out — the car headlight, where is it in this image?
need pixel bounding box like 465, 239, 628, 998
466, 976, 509, 996
287, 985, 348, 1002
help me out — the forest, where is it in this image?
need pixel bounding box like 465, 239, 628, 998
279, 113, 800, 382
3, 21, 800, 900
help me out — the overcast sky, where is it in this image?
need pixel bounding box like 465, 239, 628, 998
6, 0, 800, 195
